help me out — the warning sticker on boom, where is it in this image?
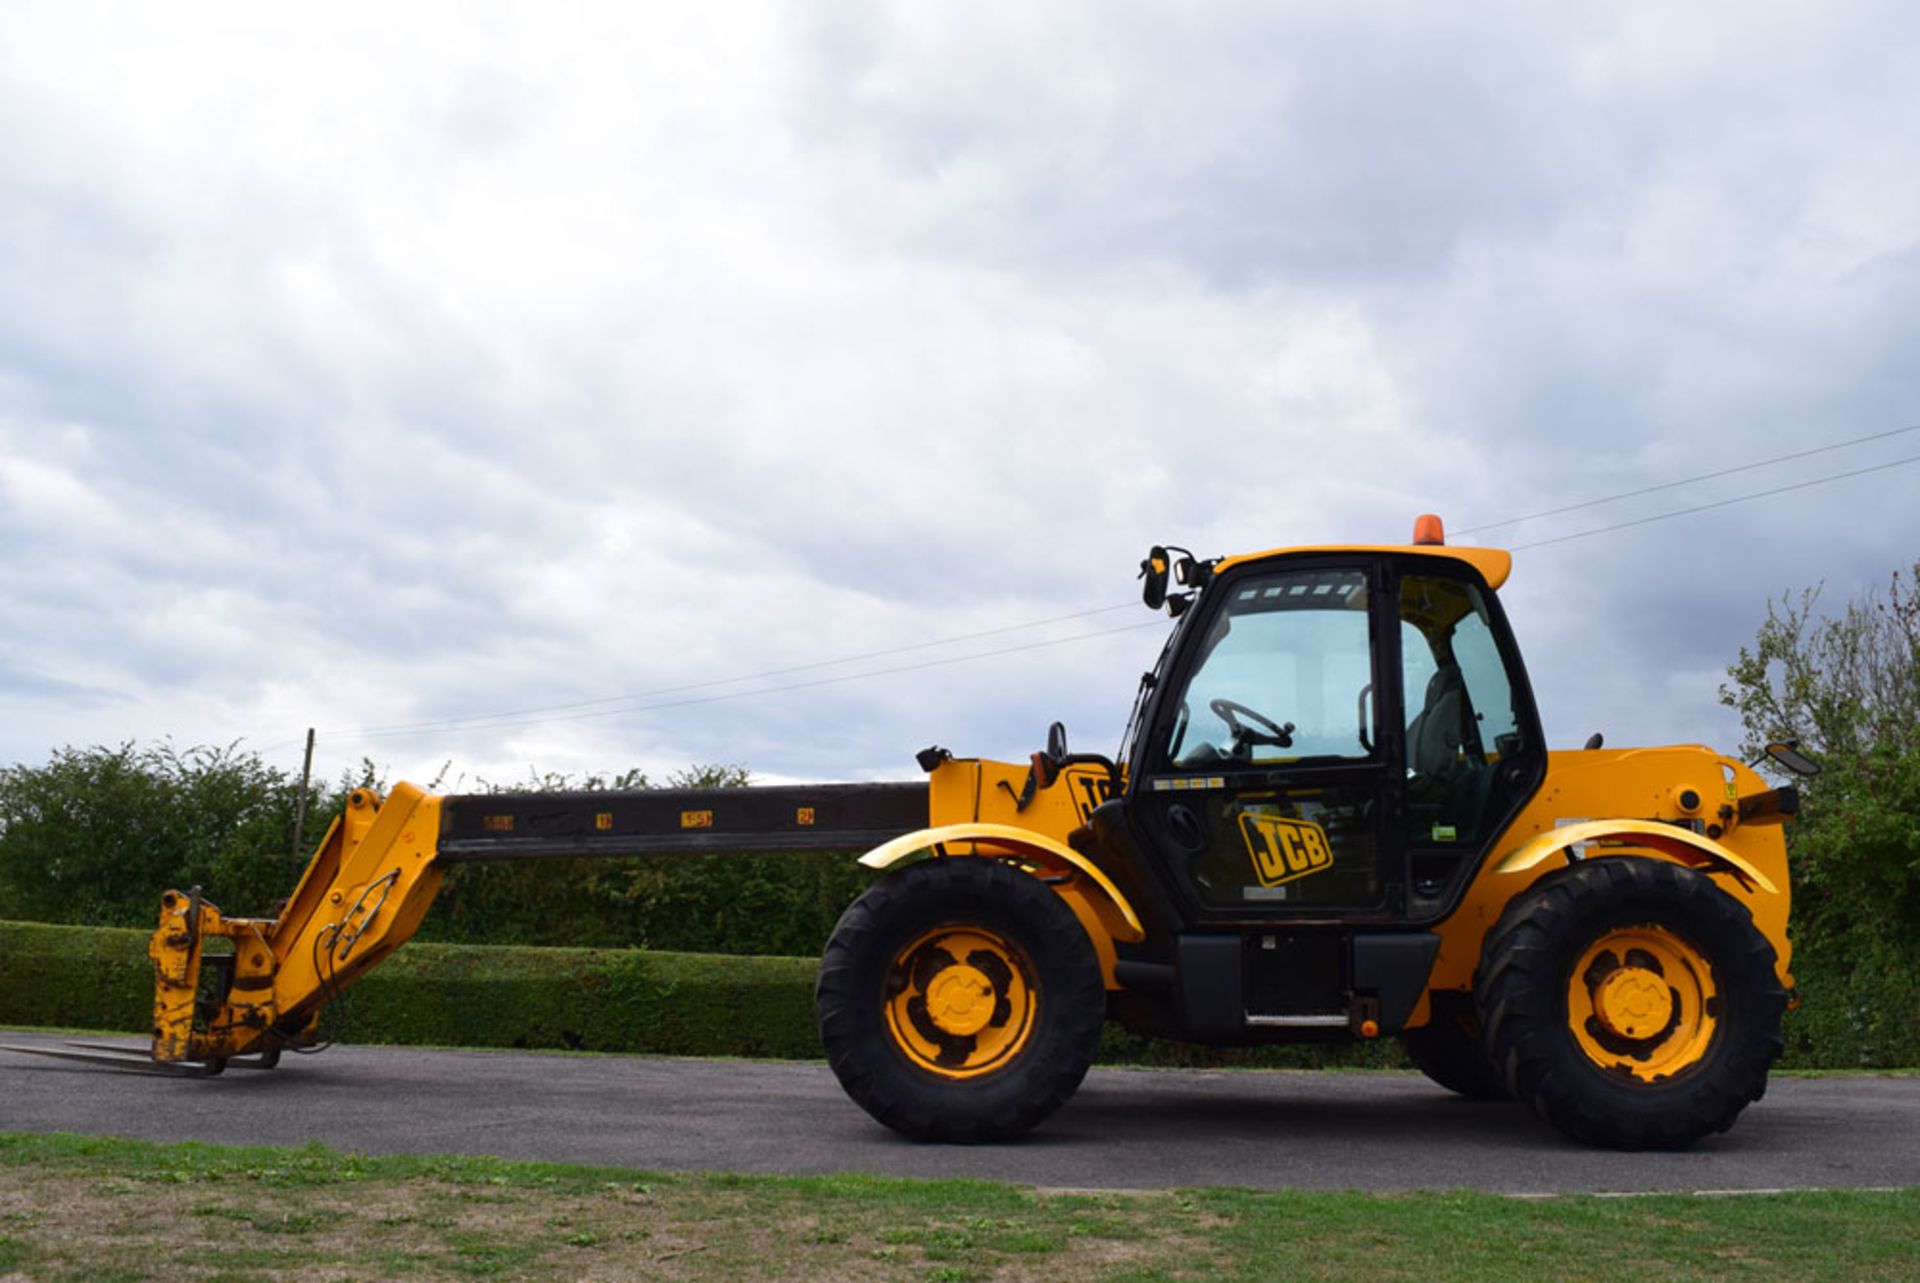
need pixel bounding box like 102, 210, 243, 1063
1238, 813, 1334, 887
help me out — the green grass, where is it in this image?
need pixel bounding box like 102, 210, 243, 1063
1, 1131, 1915, 1282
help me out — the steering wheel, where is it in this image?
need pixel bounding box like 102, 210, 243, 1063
1208, 698, 1294, 750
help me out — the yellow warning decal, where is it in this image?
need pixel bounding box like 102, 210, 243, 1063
796, 807, 816, 826
1239, 813, 1334, 887
594, 812, 614, 831
681, 810, 714, 829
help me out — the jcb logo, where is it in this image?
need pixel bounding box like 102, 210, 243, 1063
1238, 814, 1334, 887
1070, 773, 1113, 825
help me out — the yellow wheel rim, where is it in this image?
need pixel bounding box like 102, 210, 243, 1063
1568, 925, 1718, 1082
883, 926, 1037, 1080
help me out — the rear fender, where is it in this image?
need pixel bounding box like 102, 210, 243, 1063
1493, 819, 1777, 895
859, 823, 1146, 985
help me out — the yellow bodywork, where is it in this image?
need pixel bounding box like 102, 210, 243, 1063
1407, 747, 1792, 1028
924, 755, 1115, 837
1493, 818, 1775, 894
856, 756, 1145, 986
860, 825, 1145, 987
149, 783, 446, 1063
1214, 543, 1512, 590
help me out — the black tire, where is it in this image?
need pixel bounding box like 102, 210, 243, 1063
1476, 859, 1785, 1150
1401, 997, 1509, 1101
815, 858, 1106, 1142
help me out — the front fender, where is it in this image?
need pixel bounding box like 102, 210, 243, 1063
859, 823, 1146, 944
1493, 820, 1777, 896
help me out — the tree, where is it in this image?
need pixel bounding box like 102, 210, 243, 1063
1722, 563, 1920, 762
1721, 562, 1920, 1066
0, 748, 795, 947
0, 742, 308, 926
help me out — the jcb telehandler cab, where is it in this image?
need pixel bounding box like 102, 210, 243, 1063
816, 519, 1795, 1149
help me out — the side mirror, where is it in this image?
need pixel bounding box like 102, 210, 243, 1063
1765, 741, 1821, 777
1030, 721, 1069, 790
1139, 546, 1170, 611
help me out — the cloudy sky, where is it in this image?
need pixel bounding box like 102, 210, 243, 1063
2, 2, 1916, 791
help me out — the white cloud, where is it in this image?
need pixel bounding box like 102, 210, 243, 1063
1, 1, 1915, 792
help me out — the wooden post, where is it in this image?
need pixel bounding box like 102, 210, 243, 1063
291, 728, 316, 869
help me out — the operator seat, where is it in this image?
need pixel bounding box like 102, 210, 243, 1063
1408, 665, 1466, 778
1406, 664, 1494, 843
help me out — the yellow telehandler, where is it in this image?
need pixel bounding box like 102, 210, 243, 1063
19, 517, 1804, 1150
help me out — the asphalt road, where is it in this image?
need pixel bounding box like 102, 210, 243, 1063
3, 1032, 1915, 1194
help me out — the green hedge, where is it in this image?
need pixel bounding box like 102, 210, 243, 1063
1777, 927, 1920, 1070
417, 851, 877, 956
0, 921, 155, 1034
0, 921, 821, 1059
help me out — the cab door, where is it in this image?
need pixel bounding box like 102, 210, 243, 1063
1133, 559, 1401, 921
1396, 565, 1547, 913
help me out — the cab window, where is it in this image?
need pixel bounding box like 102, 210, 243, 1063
1163, 568, 1375, 769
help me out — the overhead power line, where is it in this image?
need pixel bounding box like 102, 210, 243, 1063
337, 601, 1139, 739
330, 620, 1168, 742
1455, 423, 1920, 536
297, 426, 1920, 748
1508, 453, 1920, 550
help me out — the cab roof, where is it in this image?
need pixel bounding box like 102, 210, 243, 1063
1211, 543, 1513, 591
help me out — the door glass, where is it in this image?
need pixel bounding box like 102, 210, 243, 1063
1164, 568, 1375, 769
1400, 574, 1526, 847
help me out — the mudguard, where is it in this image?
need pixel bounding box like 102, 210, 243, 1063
859, 822, 1146, 944
1493, 819, 1778, 896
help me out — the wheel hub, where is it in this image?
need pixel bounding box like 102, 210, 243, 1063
1568, 924, 1719, 1082
1594, 967, 1674, 1040
924, 964, 996, 1037
882, 925, 1037, 1079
